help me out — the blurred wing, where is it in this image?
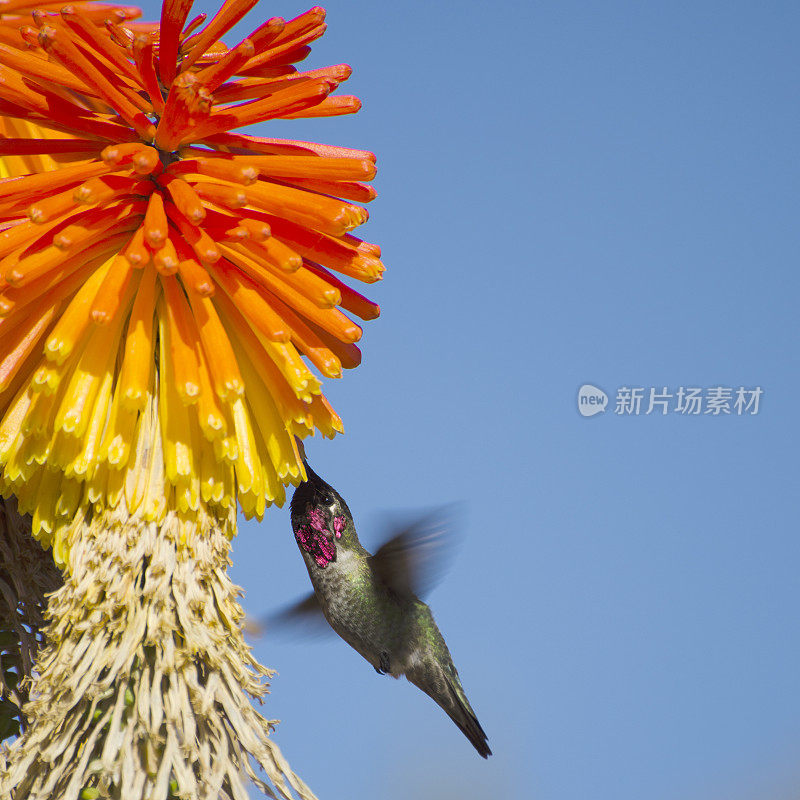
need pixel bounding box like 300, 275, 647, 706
368, 508, 460, 599
248, 593, 334, 641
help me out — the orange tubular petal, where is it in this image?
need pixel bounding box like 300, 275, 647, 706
0, 65, 52, 111
105, 20, 135, 49
303, 261, 380, 321
209, 224, 249, 243
238, 217, 270, 241
244, 181, 365, 238
181, 12, 207, 38
199, 154, 376, 183
38, 24, 154, 138
191, 78, 334, 139
17, 26, 40, 47
43, 256, 114, 364
91, 254, 135, 324
284, 95, 361, 119
192, 181, 246, 209
0, 160, 113, 202
5, 226, 137, 286
280, 177, 377, 204
165, 205, 220, 264
0, 43, 90, 95
60, 3, 140, 24
202, 133, 376, 162
244, 15, 284, 51
168, 158, 259, 185
190, 40, 228, 65
260, 257, 341, 308
101, 142, 150, 166
124, 226, 150, 267
0, 138, 102, 158
53, 201, 145, 250
343, 233, 381, 257
158, 0, 194, 85
143, 191, 168, 248
302, 315, 362, 369
132, 35, 165, 114
257, 290, 342, 378
160, 174, 206, 222
184, 288, 243, 400
219, 244, 361, 343
193, 38, 255, 93
238, 235, 301, 273
0, 257, 95, 318
240, 22, 326, 73
193, 335, 227, 441
74, 175, 151, 206
153, 237, 179, 275
213, 64, 351, 104
271, 6, 326, 45
179, 0, 260, 72
60, 6, 143, 86
262, 215, 385, 283
131, 147, 161, 175
205, 259, 289, 342
0, 218, 60, 261
154, 72, 212, 152
175, 252, 214, 296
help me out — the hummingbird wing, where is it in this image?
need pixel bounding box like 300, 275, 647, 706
250, 593, 334, 640
368, 509, 459, 599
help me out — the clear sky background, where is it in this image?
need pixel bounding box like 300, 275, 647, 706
140, 2, 799, 798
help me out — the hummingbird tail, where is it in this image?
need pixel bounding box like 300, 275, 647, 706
410, 665, 492, 758
444, 681, 492, 758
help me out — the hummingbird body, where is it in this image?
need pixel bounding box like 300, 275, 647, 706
289, 465, 491, 758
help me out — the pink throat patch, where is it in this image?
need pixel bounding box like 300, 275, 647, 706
295, 507, 337, 567
333, 515, 346, 538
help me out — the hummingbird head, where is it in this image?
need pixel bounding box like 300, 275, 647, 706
290, 463, 351, 568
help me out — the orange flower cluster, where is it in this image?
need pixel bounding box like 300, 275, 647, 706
0, 1, 383, 560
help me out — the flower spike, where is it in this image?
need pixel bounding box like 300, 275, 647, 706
0, 2, 383, 563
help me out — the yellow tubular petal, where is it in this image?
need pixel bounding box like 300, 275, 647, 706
54, 276, 135, 439
66, 358, 114, 478
44, 255, 115, 365
137, 392, 167, 522
31, 467, 59, 538
100, 380, 139, 469
231, 334, 300, 481
308, 391, 345, 439
119, 265, 158, 412
160, 275, 200, 405
194, 338, 227, 441
0, 302, 60, 392
213, 285, 321, 404
199, 433, 225, 504
159, 304, 194, 485
0, 384, 33, 461
230, 396, 262, 499
54, 476, 83, 527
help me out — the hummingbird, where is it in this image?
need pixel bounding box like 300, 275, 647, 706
284, 461, 491, 758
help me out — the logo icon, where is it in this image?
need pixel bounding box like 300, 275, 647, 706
578, 384, 608, 417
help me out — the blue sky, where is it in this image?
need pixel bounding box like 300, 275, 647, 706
139, 1, 800, 798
